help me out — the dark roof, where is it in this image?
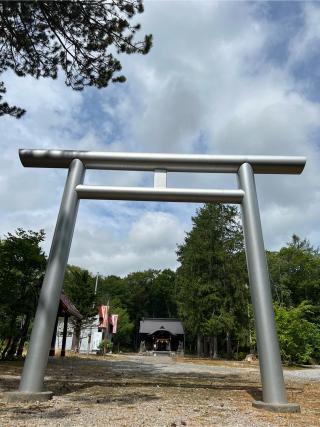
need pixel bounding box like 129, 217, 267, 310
59, 293, 83, 320
139, 318, 184, 335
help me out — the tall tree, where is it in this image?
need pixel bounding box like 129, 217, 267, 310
109, 302, 134, 351
63, 265, 96, 351
0, 228, 46, 359
96, 274, 130, 308
150, 269, 177, 318
0, 0, 152, 118
176, 204, 249, 358
96, 269, 178, 349
121, 270, 157, 348
268, 235, 320, 308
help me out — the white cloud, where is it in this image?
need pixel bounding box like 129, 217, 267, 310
288, 3, 320, 65
68, 209, 185, 276
129, 211, 184, 251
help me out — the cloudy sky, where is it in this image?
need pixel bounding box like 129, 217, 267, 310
1, 1, 320, 277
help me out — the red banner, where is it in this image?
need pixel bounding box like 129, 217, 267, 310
111, 314, 118, 333
98, 305, 108, 328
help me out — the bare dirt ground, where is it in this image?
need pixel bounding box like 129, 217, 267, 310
0, 353, 319, 426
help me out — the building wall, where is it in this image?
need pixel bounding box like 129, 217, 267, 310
55, 315, 103, 354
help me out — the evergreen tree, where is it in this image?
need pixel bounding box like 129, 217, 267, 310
96, 269, 178, 349
268, 235, 320, 308
176, 204, 249, 358
63, 265, 96, 351
109, 303, 134, 351
0, 0, 152, 118
96, 274, 130, 308
0, 228, 46, 358
151, 269, 177, 318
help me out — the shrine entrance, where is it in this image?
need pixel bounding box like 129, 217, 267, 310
6, 149, 305, 413
139, 318, 185, 352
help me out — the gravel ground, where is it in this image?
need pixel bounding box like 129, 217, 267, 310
124, 355, 320, 382
0, 354, 319, 426
284, 365, 320, 382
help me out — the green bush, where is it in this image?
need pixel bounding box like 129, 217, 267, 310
274, 302, 320, 364
98, 339, 113, 354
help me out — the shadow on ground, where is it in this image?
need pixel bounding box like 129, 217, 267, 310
0, 356, 313, 426
1, 356, 295, 404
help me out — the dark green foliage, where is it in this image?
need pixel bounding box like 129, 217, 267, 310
97, 269, 178, 321
63, 265, 96, 352
0, 228, 46, 358
63, 265, 96, 319
176, 204, 249, 357
123, 269, 178, 322
267, 235, 320, 364
149, 269, 177, 319
96, 269, 178, 349
98, 338, 113, 354
109, 304, 134, 350
0, 81, 25, 118
274, 303, 320, 364
123, 270, 159, 324
96, 274, 130, 308
0, 0, 152, 117
175, 209, 320, 362
1, 224, 320, 363
268, 235, 320, 308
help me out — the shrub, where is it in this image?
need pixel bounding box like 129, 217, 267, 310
274, 303, 320, 364
98, 339, 113, 354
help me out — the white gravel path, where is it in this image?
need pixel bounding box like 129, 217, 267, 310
119, 354, 320, 382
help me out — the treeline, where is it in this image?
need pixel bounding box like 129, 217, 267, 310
0, 229, 46, 359
176, 204, 320, 363
1, 204, 320, 363
63, 266, 178, 351
0, 228, 178, 357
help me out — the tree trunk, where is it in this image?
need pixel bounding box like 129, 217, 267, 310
16, 314, 31, 357
72, 320, 82, 352
226, 331, 232, 358
49, 315, 59, 356
1, 337, 12, 359
236, 340, 239, 359
165, 299, 172, 318
209, 338, 213, 359
1, 317, 16, 359
203, 337, 208, 357
213, 335, 218, 359
7, 334, 20, 358
197, 334, 203, 357
61, 314, 69, 357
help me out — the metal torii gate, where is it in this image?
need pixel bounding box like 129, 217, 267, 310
6, 149, 305, 412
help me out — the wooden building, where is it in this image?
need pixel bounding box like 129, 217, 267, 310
139, 318, 184, 352
49, 292, 82, 357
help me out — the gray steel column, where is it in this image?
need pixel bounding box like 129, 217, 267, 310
238, 162, 287, 404
19, 159, 85, 392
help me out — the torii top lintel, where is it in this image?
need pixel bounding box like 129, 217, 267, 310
19, 149, 306, 174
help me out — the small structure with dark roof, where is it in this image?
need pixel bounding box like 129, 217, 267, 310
49, 293, 82, 357
139, 318, 184, 352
